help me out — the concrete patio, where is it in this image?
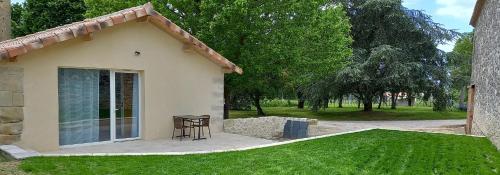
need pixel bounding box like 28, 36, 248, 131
42, 132, 276, 155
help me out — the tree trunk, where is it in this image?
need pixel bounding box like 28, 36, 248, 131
407, 92, 413, 107
458, 86, 467, 111
297, 91, 305, 109
0, 0, 11, 41
223, 35, 245, 118
338, 95, 343, 108
363, 99, 373, 112
298, 100, 305, 109
253, 92, 265, 116
223, 86, 230, 119
391, 92, 397, 109
378, 93, 383, 109
323, 96, 329, 109
357, 99, 361, 108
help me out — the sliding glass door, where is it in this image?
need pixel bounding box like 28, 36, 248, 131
59, 68, 140, 146
58, 69, 107, 145
114, 72, 140, 140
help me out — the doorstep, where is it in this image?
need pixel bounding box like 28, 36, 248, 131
0, 145, 40, 160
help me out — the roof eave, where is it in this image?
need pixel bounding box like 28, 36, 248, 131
230, 66, 243, 75
0, 2, 243, 74
470, 0, 486, 27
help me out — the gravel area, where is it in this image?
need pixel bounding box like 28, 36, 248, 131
316, 119, 466, 136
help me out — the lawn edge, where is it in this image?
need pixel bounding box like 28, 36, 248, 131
378, 128, 486, 137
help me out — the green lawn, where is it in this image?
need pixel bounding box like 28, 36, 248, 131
0, 155, 8, 162
20, 130, 499, 174
230, 106, 466, 120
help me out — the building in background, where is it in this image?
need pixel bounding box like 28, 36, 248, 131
468, 0, 500, 149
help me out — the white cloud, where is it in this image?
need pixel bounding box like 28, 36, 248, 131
435, 0, 475, 19
438, 41, 455, 52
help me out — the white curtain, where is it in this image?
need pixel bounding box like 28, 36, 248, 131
58, 68, 100, 145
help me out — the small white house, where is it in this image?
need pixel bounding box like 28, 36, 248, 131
0, 3, 242, 152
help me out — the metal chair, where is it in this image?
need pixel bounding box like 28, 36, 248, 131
192, 115, 211, 138
172, 116, 191, 140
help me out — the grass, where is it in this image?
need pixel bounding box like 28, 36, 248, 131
230, 105, 466, 120
0, 155, 7, 162
20, 130, 499, 174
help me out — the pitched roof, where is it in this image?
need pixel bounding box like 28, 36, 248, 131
0, 3, 242, 74
470, 0, 486, 27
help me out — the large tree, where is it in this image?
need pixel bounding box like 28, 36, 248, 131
448, 32, 473, 110
11, 0, 86, 37
334, 0, 457, 111
85, 0, 352, 116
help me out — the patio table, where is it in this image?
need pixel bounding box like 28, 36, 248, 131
177, 115, 210, 141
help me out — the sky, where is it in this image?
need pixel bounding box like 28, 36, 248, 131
402, 0, 475, 52
11, 0, 23, 4
10, 0, 475, 52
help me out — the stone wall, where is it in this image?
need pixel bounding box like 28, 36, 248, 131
223, 117, 318, 139
0, 67, 23, 144
470, 0, 500, 149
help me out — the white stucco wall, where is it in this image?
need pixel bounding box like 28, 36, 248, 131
0, 20, 225, 151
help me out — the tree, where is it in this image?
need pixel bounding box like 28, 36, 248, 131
430, 50, 452, 111
336, 45, 415, 111
334, 0, 457, 111
218, 1, 352, 116
85, 0, 352, 116
11, 0, 86, 37
293, 2, 353, 111
10, 2, 25, 37
448, 32, 473, 111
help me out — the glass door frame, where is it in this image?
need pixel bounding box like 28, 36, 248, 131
59, 68, 142, 148
110, 70, 142, 142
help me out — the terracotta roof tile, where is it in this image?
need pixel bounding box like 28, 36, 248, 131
134, 8, 148, 18
55, 28, 75, 42
40, 34, 58, 46
123, 10, 138, 21
6, 44, 27, 58
0, 3, 242, 74
84, 21, 101, 33
110, 14, 126, 25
